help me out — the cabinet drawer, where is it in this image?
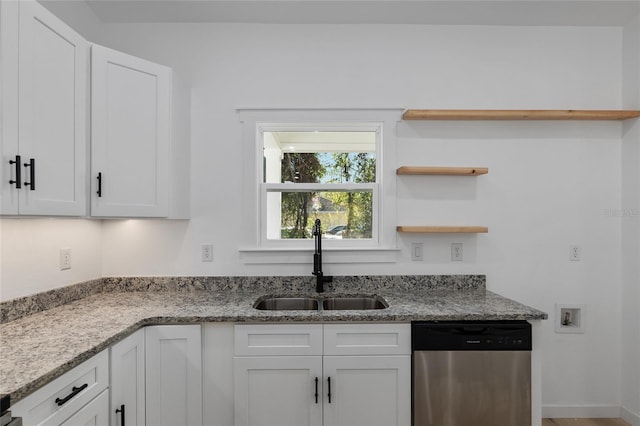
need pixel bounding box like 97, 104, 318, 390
323, 323, 411, 355
12, 350, 108, 426
234, 324, 323, 356
59, 389, 109, 426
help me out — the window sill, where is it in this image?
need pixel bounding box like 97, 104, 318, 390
238, 247, 400, 264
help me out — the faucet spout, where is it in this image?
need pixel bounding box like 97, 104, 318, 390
312, 219, 333, 292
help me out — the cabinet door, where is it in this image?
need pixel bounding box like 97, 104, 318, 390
17, 0, 87, 215
234, 356, 322, 426
145, 325, 202, 426
322, 356, 411, 426
110, 329, 145, 426
91, 44, 171, 217
0, 0, 20, 214
59, 389, 109, 426
1, 0, 87, 216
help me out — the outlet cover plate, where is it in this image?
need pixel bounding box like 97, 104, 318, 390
60, 248, 71, 270
202, 244, 213, 262
451, 243, 463, 261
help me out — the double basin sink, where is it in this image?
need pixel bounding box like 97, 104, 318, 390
254, 295, 388, 311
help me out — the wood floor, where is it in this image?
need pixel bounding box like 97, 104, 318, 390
542, 419, 631, 426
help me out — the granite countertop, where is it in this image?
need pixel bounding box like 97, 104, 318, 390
0, 275, 547, 403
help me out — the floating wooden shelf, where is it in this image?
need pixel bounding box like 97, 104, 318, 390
396, 226, 489, 234
402, 109, 640, 121
396, 166, 488, 176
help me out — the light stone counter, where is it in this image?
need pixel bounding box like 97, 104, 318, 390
0, 275, 546, 403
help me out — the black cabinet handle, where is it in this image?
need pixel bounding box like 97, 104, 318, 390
55, 383, 88, 406
9, 155, 21, 188
327, 377, 331, 403
115, 404, 125, 426
96, 172, 102, 197
314, 377, 319, 404
23, 158, 35, 190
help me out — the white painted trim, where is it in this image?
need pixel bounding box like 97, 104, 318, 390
239, 108, 401, 258
239, 247, 399, 264
531, 320, 542, 426
542, 405, 621, 418
621, 406, 640, 426
263, 183, 377, 192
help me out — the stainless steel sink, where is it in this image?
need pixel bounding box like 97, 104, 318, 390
322, 295, 388, 310
253, 295, 388, 311
253, 296, 319, 311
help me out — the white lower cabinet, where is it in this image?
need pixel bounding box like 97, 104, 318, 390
11, 350, 109, 426
234, 323, 411, 426
234, 356, 323, 426
59, 390, 109, 426
110, 329, 145, 426
322, 356, 410, 426
15, 323, 407, 426
145, 324, 203, 426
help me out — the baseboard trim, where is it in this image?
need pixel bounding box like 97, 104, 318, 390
542, 405, 621, 418
621, 406, 640, 426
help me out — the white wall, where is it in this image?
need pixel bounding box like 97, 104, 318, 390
91, 23, 627, 414
621, 14, 640, 426
0, 218, 102, 300
0, 14, 634, 417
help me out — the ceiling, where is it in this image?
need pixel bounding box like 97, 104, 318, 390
45, 0, 640, 26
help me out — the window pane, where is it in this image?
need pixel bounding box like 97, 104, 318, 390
263, 131, 376, 184
267, 191, 373, 240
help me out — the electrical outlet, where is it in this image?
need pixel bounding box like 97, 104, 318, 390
60, 248, 71, 270
569, 245, 581, 261
411, 242, 424, 261
451, 243, 463, 261
202, 244, 214, 262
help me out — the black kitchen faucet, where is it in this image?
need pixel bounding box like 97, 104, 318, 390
312, 219, 333, 292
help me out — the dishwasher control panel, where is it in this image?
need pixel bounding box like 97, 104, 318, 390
412, 320, 532, 351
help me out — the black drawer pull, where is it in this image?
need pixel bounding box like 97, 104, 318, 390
23, 158, 35, 190
55, 383, 88, 406
96, 172, 102, 197
314, 377, 318, 404
9, 155, 21, 188
116, 404, 125, 426
327, 376, 331, 403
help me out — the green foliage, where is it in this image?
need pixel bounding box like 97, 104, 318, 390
280, 153, 325, 238
279, 151, 375, 239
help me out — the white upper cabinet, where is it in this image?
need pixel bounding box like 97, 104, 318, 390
90, 44, 172, 217
1, 0, 88, 216
1, 2, 189, 219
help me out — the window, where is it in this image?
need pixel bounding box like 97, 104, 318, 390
239, 109, 399, 263
263, 128, 377, 243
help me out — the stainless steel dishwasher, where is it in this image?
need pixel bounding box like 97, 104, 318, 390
412, 321, 531, 426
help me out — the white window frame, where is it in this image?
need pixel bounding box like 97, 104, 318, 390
238, 109, 400, 264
